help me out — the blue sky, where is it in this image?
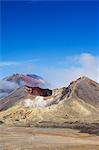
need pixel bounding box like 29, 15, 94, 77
0, 1, 99, 87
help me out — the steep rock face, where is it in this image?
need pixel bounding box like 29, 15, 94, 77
24, 86, 52, 97
68, 77, 99, 108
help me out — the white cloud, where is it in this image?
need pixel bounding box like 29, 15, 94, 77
43, 53, 99, 88
0, 61, 20, 67
0, 80, 19, 99
0, 58, 40, 68
0, 53, 98, 89
0, 80, 19, 91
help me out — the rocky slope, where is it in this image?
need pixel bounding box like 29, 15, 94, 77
0, 76, 99, 126
0, 73, 47, 99
0, 86, 52, 111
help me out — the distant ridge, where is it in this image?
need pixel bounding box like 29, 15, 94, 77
0, 73, 47, 99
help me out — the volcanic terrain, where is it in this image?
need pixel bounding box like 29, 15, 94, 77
0, 75, 99, 127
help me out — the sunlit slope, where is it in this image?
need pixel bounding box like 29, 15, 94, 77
0, 76, 99, 126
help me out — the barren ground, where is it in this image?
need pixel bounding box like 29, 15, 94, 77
0, 125, 99, 150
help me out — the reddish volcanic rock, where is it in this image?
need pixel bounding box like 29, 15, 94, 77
24, 86, 52, 97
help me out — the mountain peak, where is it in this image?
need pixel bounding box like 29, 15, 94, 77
0, 73, 48, 99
